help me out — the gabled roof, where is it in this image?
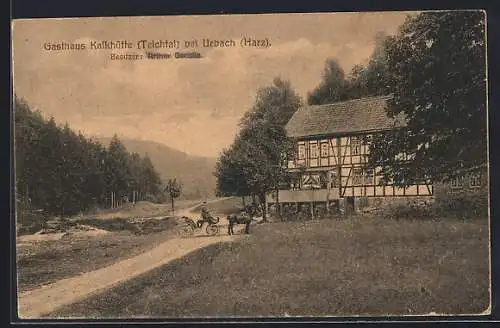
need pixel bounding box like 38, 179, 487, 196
285, 95, 406, 138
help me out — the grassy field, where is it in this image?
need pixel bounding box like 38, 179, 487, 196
48, 215, 490, 318
16, 220, 179, 293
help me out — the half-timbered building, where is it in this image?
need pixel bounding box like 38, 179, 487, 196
266, 95, 434, 215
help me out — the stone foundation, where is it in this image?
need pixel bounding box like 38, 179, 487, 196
336, 195, 435, 214
269, 195, 436, 217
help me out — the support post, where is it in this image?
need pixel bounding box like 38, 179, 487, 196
310, 188, 315, 220
326, 170, 331, 214
275, 188, 280, 218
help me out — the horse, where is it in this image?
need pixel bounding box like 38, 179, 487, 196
227, 205, 259, 235
227, 213, 252, 235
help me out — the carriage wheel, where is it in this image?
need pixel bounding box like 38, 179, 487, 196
177, 225, 194, 238
206, 224, 219, 236
183, 218, 197, 229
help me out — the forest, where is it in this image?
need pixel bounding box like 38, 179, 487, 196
14, 96, 165, 217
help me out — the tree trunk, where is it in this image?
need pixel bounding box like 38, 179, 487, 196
171, 196, 175, 215
275, 188, 280, 218
241, 196, 246, 208
258, 193, 267, 222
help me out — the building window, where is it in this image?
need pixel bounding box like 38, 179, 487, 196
364, 169, 374, 185
470, 173, 481, 188
309, 142, 319, 159
450, 176, 464, 189
351, 168, 374, 185
298, 144, 305, 160
351, 136, 360, 155
320, 142, 329, 157
329, 170, 339, 188
352, 168, 363, 185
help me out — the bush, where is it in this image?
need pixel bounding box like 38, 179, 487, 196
278, 203, 344, 221
297, 204, 312, 221
280, 204, 298, 221
373, 195, 487, 221
17, 223, 44, 236
76, 218, 140, 233
16, 208, 49, 235
373, 198, 435, 220
434, 194, 488, 219
314, 204, 327, 219
132, 218, 176, 234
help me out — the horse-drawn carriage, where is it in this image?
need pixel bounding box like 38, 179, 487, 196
176, 216, 220, 238
176, 204, 261, 238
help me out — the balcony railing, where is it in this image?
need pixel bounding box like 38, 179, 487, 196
266, 188, 339, 203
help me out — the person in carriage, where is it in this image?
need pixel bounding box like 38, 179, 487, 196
197, 201, 218, 228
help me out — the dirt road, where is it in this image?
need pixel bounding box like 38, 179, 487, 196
18, 197, 238, 319
18, 234, 237, 318
176, 196, 233, 218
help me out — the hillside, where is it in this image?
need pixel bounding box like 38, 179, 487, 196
96, 137, 217, 200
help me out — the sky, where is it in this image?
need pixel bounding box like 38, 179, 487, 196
12, 12, 413, 158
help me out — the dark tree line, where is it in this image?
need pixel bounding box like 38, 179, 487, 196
15, 96, 165, 216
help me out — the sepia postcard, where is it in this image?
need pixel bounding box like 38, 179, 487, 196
12, 11, 490, 320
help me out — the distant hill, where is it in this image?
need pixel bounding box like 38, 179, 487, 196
96, 137, 217, 200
